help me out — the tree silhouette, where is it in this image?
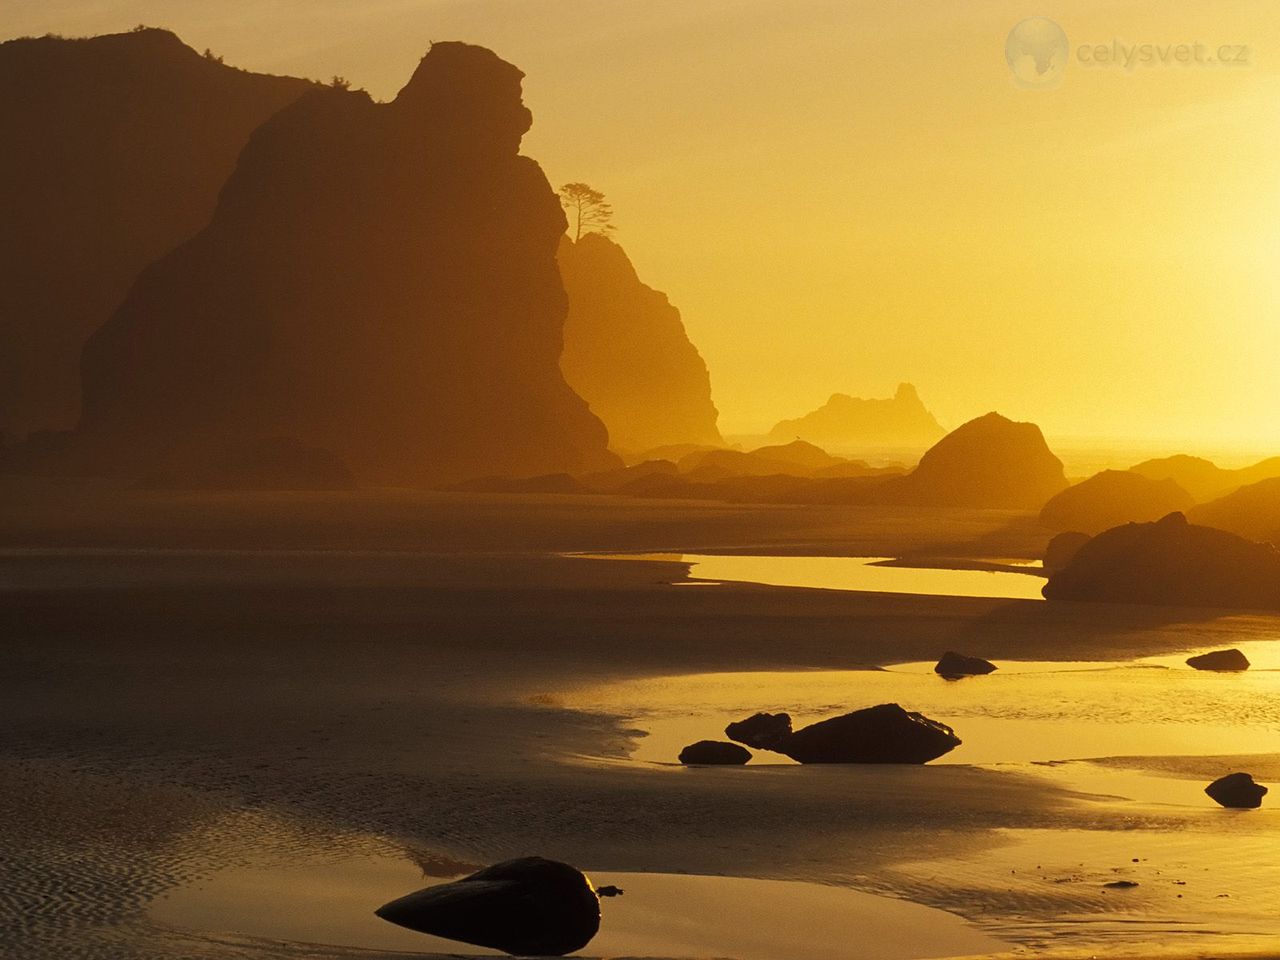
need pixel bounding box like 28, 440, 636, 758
559, 183, 614, 242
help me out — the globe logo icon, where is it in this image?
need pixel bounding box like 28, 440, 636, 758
1005, 17, 1069, 89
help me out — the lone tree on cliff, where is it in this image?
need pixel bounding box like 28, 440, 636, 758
559, 183, 615, 242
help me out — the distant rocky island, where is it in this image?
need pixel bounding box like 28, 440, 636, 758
766, 383, 945, 450
462, 411, 1069, 510
558, 233, 722, 455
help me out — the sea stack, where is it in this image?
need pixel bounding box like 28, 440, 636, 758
78, 43, 618, 485
558, 233, 722, 454
0, 29, 315, 438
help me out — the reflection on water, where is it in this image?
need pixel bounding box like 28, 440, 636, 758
892, 824, 1280, 953
588, 554, 1048, 600
561, 641, 1280, 768
152, 856, 1002, 960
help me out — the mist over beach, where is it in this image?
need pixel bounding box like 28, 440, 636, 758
2, 4, 1279, 960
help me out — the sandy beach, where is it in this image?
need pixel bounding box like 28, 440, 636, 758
3, 483, 1279, 960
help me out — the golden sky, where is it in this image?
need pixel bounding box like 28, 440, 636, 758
6, 1, 1278, 448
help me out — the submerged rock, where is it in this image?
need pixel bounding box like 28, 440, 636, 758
724, 712, 793, 750
375, 857, 611, 955
780, 703, 960, 764
1205, 773, 1268, 809
933, 651, 997, 679
1186, 648, 1250, 672
678, 740, 751, 765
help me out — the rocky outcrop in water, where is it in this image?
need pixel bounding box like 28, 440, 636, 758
1186, 649, 1250, 672
1205, 773, 1268, 809
933, 652, 997, 679
766, 383, 945, 450
78, 42, 617, 485
0, 29, 314, 438
1039, 470, 1195, 534
779, 703, 960, 764
1042, 512, 1280, 610
376, 857, 611, 955
558, 233, 722, 454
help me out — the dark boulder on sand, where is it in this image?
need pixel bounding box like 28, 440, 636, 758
376, 856, 613, 955
678, 740, 751, 765
934, 652, 997, 680
1186, 648, 1250, 672
1205, 773, 1268, 809
1043, 512, 1280, 610
725, 711, 793, 750
780, 703, 960, 764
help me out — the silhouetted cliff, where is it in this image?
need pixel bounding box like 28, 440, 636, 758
1039, 469, 1194, 534
79, 42, 618, 484
766, 383, 945, 449
1043, 512, 1280, 610
557, 233, 722, 453
0, 28, 315, 437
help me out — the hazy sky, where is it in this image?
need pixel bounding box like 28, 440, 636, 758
5, 1, 1277, 447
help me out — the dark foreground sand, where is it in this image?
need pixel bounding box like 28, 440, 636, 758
2, 483, 1278, 959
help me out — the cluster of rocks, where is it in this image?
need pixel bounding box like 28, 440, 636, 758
679, 702, 961, 766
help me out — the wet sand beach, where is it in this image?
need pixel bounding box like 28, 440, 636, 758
3, 483, 1279, 959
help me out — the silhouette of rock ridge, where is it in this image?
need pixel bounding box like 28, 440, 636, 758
1039, 469, 1195, 534
767, 383, 945, 449
1043, 512, 1280, 610
79, 41, 618, 484
0, 28, 316, 438
558, 233, 722, 453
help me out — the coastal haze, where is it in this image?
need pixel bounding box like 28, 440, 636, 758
3, 0, 1278, 447
3, 4, 1280, 960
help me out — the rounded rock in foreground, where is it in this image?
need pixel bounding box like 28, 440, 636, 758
375, 856, 605, 956
679, 740, 752, 765
1186, 648, 1250, 672
1205, 772, 1268, 809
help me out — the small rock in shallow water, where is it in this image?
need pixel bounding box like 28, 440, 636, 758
679, 740, 752, 765
1104, 880, 1139, 889
1205, 772, 1268, 808
933, 651, 997, 679
375, 857, 611, 956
